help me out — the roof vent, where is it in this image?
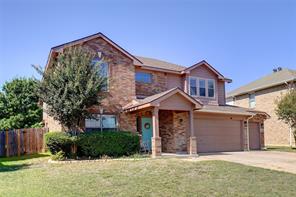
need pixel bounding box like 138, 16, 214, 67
273, 67, 282, 73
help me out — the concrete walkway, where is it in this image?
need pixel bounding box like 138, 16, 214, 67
191, 151, 296, 174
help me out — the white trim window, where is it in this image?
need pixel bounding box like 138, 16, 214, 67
208, 79, 215, 97
199, 79, 206, 97
85, 114, 117, 132
189, 78, 197, 96
189, 77, 215, 98
249, 93, 256, 108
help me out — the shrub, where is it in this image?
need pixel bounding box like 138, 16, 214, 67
45, 132, 73, 156
77, 131, 140, 157
51, 151, 66, 161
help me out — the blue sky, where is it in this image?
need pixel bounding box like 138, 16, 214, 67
0, 0, 295, 91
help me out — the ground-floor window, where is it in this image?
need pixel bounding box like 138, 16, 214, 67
85, 114, 117, 132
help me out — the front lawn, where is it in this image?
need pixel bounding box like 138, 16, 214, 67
0, 155, 296, 197
266, 146, 296, 153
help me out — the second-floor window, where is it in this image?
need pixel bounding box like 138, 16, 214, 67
189, 77, 215, 98
249, 93, 256, 108
190, 78, 197, 96
91, 57, 109, 91
136, 72, 152, 83
199, 79, 206, 97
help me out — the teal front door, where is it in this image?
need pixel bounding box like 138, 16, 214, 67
141, 117, 153, 151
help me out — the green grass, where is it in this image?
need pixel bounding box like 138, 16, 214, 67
0, 155, 296, 197
266, 146, 296, 153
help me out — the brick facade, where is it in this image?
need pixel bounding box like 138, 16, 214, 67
135, 68, 167, 97
159, 110, 189, 153
159, 110, 174, 152
43, 103, 63, 131
43, 37, 137, 132
234, 84, 295, 146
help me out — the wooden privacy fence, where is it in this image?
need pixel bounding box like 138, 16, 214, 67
0, 127, 48, 157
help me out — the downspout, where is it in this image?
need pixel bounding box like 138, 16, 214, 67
285, 81, 294, 147
246, 114, 255, 151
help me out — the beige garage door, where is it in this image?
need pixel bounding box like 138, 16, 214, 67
249, 122, 260, 150
195, 118, 243, 153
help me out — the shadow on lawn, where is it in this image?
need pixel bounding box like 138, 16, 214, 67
0, 153, 49, 172
0, 162, 30, 172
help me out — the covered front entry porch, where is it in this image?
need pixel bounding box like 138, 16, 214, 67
123, 88, 202, 157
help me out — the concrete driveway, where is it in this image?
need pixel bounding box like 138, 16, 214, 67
197, 151, 296, 174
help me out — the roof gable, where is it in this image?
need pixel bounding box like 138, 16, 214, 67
182, 60, 232, 82
45, 32, 142, 71
124, 88, 202, 112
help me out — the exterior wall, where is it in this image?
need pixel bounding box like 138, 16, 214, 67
159, 93, 194, 111
188, 64, 221, 105
43, 103, 63, 131
135, 64, 227, 106
233, 84, 295, 146
173, 111, 189, 152
167, 73, 183, 89
218, 81, 226, 105
135, 68, 167, 97
159, 110, 189, 153
159, 110, 174, 152
43, 37, 137, 132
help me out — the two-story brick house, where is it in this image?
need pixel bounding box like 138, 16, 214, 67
43, 32, 269, 156
227, 68, 296, 147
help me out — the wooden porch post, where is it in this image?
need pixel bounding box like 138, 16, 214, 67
189, 109, 197, 155
152, 107, 161, 157
184, 74, 189, 94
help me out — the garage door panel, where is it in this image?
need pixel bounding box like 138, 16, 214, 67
195, 118, 243, 153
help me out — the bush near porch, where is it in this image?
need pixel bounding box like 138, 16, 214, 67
45, 131, 140, 158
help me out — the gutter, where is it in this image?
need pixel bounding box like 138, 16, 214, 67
245, 114, 255, 151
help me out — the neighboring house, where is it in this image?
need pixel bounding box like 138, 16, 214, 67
43, 32, 269, 157
227, 68, 296, 147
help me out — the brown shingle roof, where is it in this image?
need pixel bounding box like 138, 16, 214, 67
46, 32, 231, 80
227, 68, 296, 97
135, 56, 186, 72
197, 104, 270, 118
123, 87, 202, 111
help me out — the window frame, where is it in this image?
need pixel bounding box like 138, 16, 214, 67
189, 76, 216, 98
91, 57, 110, 92
249, 93, 256, 108
207, 79, 215, 98
135, 71, 152, 84
85, 114, 118, 131
199, 78, 206, 97
189, 77, 197, 96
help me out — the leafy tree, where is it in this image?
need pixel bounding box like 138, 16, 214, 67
0, 78, 42, 130
34, 47, 106, 131
275, 88, 296, 144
